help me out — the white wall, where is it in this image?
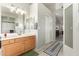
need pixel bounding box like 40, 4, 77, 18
76, 4, 79, 55
29, 3, 38, 48
30, 3, 38, 23
56, 3, 63, 10
0, 5, 1, 34
63, 4, 79, 56
38, 3, 56, 48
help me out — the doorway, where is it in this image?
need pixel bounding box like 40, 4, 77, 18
55, 8, 63, 42
45, 15, 55, 44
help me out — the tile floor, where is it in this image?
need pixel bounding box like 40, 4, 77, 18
35, 34, 63, 56
35, 42, 63, 56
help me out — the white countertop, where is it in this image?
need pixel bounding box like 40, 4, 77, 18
0, 32, 36, 40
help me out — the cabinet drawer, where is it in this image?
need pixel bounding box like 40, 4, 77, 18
9, 39, 14, 44
15, 38, 25, 43
24, 39, 35, 51
2, 40, 10, 46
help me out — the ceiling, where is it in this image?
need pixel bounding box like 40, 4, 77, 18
1, 3, 31, 10
8, 3, 31, 11
1, 3, 31, 15
43, 3, 56, 13
43, 3, 63, 26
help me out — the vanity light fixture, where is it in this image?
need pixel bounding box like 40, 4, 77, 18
6, 4, 26, 15
21, 10, 25, 15
6, 4, 16, 12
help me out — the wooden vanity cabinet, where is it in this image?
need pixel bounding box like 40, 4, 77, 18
24, 36, 36, 52
2, 35, 36, 56
3, 44, 16, 56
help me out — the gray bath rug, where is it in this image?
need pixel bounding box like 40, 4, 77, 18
43, 41, 63, 56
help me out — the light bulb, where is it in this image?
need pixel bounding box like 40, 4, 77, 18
10, 7, 16, 12
16, 8, 21, 14
21, 11, 25, 15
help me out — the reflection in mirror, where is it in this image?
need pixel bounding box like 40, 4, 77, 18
1, 5, 26, 36
25, 17, 36, 30
1, 16, 15, 33
0, 3, 37, 37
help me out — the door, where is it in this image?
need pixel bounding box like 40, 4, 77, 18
38, 16, 45, 48
65, 5, 73, 48
45, 16, 53, 44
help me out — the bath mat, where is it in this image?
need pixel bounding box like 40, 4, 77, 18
21, 50, 39, 56
43, 41, 63, 56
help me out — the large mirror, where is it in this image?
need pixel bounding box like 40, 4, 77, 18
1, 5, 25, 35
0, 3, 38, 50
0, 3, 36, 37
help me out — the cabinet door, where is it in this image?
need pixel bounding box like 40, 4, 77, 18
29, 39, 35, 49
24, 36, 36, 52
24, 39, 31, 52
2, 42, 25, 56
14, 42, 25, 55
3, 44, 16, 56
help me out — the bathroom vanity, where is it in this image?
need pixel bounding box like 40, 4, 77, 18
1, 34, 36, 56
0, 4, 37, 56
